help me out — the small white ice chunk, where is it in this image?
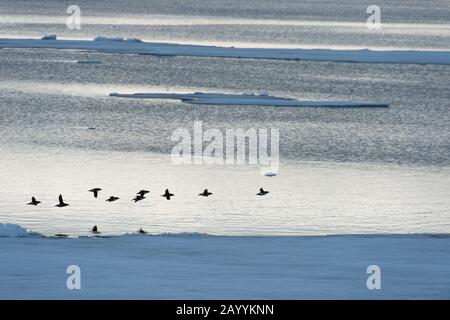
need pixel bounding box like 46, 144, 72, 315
264, 172, 277, 177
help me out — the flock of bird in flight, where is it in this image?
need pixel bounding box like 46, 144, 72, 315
26, 187, 270, 235
27, 187, 271, 207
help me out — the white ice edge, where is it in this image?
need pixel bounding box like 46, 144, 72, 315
0, 223, 41, 238
109, 92, 390, 108
1, 37, 450, 65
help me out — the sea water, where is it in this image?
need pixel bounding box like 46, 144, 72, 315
0, 0, 449, 236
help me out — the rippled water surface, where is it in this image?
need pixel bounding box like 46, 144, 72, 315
0, 0, 449, 236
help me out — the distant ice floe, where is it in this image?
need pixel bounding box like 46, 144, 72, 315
1, 36, 450, 65
76, 60, 102, 64
109, 92, 389, 108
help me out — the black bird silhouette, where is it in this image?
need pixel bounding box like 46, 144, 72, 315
199, 189, 213, 197
91, 225, 100, 234
133, 195, 146, 203
137, 190, 150, 197
55, 194, 69, 207
161, 189, 174, 200
138, 228, 147, 234
27, 196, 41, 206
106, 196, 119, 202
257, 188, 269, 196
89, 188, 102, 198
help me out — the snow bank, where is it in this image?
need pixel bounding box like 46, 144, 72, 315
1, 37, 450, 65
109, 92, 389, 108
0, 223, 39, 238
0, 233, 449, 299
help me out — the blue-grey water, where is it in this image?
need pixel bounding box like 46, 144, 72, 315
0, 0, 449, 236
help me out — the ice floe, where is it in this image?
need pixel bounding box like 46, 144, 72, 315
0, 36, 449, 65
76, 60, 102, 64
1, 232, 449, 298
109, 92, 390, 108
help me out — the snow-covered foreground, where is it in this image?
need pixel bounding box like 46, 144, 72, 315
109, 92, 389, 108
1, 225, 449, 299
1, 37, 450, 65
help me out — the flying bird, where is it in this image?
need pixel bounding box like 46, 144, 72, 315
199, 189, 213, 197
257, 188, 269, 196
106, 196, 119, 202
55, 194, 69, 207
136, 190, 150, 197
161, 189, 174, 200
89, 188, 102, 198
133, 195, 146, 203
27, 196, 41, 206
